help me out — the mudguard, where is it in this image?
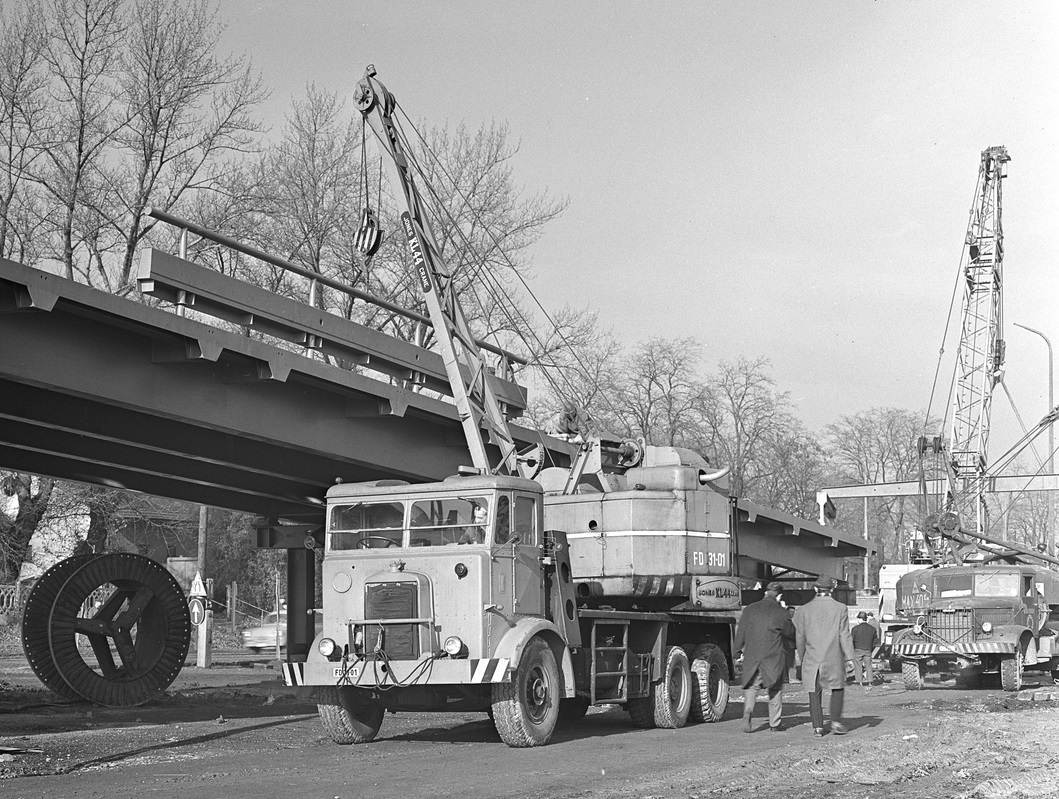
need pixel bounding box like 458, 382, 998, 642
987, 626, 1030, 650
492, 617, 576, 698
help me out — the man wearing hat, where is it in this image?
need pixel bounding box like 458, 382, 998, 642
793, 575, 855, 736
851, 611, 879, 689
733, 583, 795, 732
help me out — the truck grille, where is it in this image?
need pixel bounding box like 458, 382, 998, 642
364, 581, 419, 659
926, 609, 974, 644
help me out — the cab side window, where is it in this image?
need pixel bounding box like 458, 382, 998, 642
514, 495, 537, 546
494, 495, 511, 544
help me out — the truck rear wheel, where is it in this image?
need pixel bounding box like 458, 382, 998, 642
317, 687, 385, 744
651, 646, 692, 729
901, 659, 925, 690
491, 637, 560, 747
685, 643, 730, 723
1000, 651, 1023, 692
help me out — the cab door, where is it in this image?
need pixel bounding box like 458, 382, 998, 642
490, 493, 544, 618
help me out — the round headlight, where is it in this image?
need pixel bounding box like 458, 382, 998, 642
318, 637, 337, 658
443, 636, 464, 656
981, 621, 992, 633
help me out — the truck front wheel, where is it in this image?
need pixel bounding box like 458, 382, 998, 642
1000, 651, 1023, 692
685, 643, 730, 723
901, 659, 925, 690
317, 687, 385, 744
491, 637, 560, 747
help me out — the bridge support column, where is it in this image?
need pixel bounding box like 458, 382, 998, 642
286, 548, 315, 661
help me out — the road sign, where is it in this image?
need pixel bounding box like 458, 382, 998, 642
190, 572, 206, 597
188, 596, 206, 626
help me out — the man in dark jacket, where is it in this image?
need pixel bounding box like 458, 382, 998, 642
733, 582, 795, 732
850, 611, 879, 689
794, 575, 855, 736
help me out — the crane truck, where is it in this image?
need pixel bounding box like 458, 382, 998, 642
889, 147, 1059, 691
281, 67, 871, 747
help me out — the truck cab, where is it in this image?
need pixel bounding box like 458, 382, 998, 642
303, 475, 560, 705
893, 563, 1059, 691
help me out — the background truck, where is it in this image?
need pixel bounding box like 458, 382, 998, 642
893, 551, 1059, 691
281, 67, 871, 747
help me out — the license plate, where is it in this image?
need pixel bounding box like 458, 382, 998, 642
333, 665, 360, 679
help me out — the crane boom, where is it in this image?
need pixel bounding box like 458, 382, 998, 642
947, 145, 1010, 535
353, 66, 521, 476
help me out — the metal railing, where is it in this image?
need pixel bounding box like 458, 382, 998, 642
0, 583, 19, 613
145, 207, 526, 369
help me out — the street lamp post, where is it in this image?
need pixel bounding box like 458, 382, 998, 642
1013, 322, 1054, 556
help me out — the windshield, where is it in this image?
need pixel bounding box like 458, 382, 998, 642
329, 501, 405, 550
933, 573, 973, 598
974, 572, 1019, 597
409, 496, 490, 546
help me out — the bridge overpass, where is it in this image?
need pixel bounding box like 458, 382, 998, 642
1, 249, 873, 669
0, 255, 572, 524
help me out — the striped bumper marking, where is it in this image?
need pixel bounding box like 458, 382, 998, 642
895, 642, 1017, 655
470, 658, 510, 683
282, 662, 305, 686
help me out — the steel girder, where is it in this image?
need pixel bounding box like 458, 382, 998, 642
0, 258, 571, 522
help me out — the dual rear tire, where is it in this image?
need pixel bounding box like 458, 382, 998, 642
628, 644, 730, 729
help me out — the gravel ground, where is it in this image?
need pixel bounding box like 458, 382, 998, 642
3, 624, 1059, 798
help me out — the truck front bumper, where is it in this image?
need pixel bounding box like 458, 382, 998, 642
894, 641, 1017, 656
283, 656, 512, 688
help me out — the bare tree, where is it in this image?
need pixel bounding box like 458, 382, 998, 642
824, 407, 939, 564
751, 423, 829, 518
364, 121, 566, 349
701, 356, 794, 496
102, 0, 264, 294
523, 306, 625, 433
31, 0, 127, 279
0, 473, 54, 583
0, 1, 48, 264
610, 337, 710, 448
250, 84, 359, 308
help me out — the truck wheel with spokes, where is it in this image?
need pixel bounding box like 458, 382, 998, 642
317, 687, 385, 744
684, 643, 730, 722
901, 659, 925, 690
492, 636, 560, 747
1000, 651, 1023, 692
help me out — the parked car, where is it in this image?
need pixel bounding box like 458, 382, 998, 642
242, 610, 322, 653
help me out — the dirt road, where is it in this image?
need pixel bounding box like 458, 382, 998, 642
2, 661, 1058, 799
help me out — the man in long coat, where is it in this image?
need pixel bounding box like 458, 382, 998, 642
794, 575, 855, 736
733, 583, 795, 732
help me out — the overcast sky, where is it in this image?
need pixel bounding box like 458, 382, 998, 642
221, 1, 1058, 457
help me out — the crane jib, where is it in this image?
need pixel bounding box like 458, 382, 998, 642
402, 213, 432, 294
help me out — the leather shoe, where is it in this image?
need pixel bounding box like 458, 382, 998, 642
742, 716, 753, 733
831, 721, 849, 735
813, 727, 825, 737
769, 724, 785, 732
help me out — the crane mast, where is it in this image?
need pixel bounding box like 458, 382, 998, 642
947, 145, 1010, 536
353, 66, 521, 477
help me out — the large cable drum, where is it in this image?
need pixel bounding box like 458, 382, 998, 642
21, 554, 102, 700
21, 553, 191, 706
